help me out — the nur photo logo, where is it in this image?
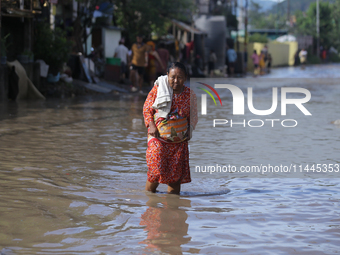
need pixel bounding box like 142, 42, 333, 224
195, 82, 312, 128
197, 82, 223, 115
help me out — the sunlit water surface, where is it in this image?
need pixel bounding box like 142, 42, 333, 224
0, 64, 340, 254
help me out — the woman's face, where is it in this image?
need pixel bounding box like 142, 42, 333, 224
167, 67, 186, 93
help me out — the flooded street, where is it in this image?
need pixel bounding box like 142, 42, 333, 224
1, 64, 340, 254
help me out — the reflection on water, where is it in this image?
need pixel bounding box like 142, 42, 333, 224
140, 194, 191, 254
0, 65, 340, 254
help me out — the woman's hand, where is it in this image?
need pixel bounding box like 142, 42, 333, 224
148, 121, 159, 137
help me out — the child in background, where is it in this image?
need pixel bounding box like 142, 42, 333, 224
251, 50, 260, 77
259, 52, 266, 75
299, 49, 308, 69
208, 50, 217, 77
267, 53, 272, 73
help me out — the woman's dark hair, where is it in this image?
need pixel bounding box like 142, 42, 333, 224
168, 62, 188, 77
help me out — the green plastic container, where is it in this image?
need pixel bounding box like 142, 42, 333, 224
106, 57, 121, 66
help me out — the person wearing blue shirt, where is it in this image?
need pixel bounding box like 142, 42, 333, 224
226, 45, 237, 77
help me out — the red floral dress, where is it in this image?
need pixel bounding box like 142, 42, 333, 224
143, 85, 198, 184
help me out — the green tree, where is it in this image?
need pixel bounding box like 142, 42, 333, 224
114, 0, 194, 42
34, 23, 73, 74
73, 0, 193, 53
248, 0, 286, 30
249, 33, 268, 43
294, 2, 333, 48
248, 0, 267, 28
331, 0, 340, 51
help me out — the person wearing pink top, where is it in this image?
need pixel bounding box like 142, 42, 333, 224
251, 50, 260, 77
156, 43, 170, 77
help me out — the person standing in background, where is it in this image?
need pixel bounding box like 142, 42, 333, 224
208, 50, 217, 77
261, 45, 268, 73
299, 48, 308, 69
130, 35, 150, 92
251, 50, 260, 77
243, 49, 248, 76
226, 45, 237, 77
259, 51, 266, 75
294, 50, 299, 66
156, 43, 169, 77
114, 38, 129, 83
267, 53, 272, 73
322, 48, 327, 63
146, 41, 165, 87
261, 45, 268, 62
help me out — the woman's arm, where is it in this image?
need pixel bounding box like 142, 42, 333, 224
189, 91, 198, 129
147, 120, 159, 137
143, 85, 157, 127
150, 51, 165, 70
143, 85, 160, 137
186, 90, 198, 140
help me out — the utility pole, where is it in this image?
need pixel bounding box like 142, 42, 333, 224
276, 0, 279, 38
244, 0, 248, 47
316, 0, 320, 58
239, 0, 243, 31
287, 0, 290, 27
235, 0, 239, 53
244, 0, 248, 75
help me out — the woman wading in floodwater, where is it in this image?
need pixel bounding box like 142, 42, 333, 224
143, 62, 198, 194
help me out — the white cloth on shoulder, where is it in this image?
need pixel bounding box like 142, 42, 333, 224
152, 75, 173, 118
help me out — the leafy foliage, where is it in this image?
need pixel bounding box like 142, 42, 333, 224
307, 53, 322, 64
114, 0, 194, 42
0, 33, 11, 56
267, 0, 333, 16
330, 0, 340, 52
73, 0, 194, 48
248, 0, 340, 53
293, 1, 338, 52
249, 33, 268, 43
248, 0, 286, 29
294, 2, 333, 43
34, 23, 74, 74
329, 52, 340, 62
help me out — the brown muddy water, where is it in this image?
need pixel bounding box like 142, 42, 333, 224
0, 64, 340, 254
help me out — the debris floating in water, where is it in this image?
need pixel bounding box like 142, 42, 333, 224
132, 118, 143, 125
132, 119, 143, 129
332, 119, 340, 125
